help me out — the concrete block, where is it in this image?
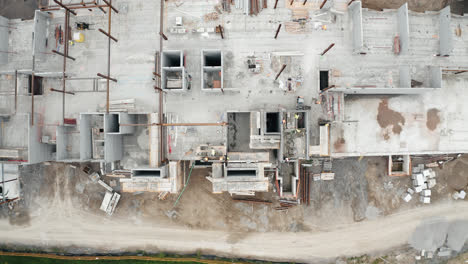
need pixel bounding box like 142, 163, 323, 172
407, 188, 414, 194
98, 179, 114, 192
420, 196, 430, 204
459, 190, 466, 199
438, 247, 451, 257
415, 186, 423, 193
423, 169, 431, 178
422, 189, 431, 196
403, 193, 412, 202
88, 172, 100, 182
313, 174, 321, 181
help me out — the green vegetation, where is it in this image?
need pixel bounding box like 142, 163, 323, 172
0, 256, 206, 264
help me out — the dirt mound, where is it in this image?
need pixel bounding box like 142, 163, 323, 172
426, 108, 440, 131
448, 160, 468, 191
377, 99, 405, 135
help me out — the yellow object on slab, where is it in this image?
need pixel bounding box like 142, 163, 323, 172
73, 32, 84, 43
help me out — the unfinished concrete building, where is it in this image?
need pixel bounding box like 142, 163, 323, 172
0, 0, 466, 205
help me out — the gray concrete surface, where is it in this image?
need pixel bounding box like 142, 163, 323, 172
409, 217, 468, 253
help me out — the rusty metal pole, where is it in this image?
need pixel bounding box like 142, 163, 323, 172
31, 71, 35, 125
320, 85, 336, 93
321, 43, 335, 56
53, 0, 78, 15
290, 0, 294, 6
275, 64, 287, 80
303, 0, 307, 5
106, 0, 112, 113
274, 0, 279, 9
50, 88, 75, 95
274, 24, 282, 39
218, 25, 224, 39
62, 10, 70, 124
159, 0, 165, 164
319, 0, 327, 9
160, 32, 168, 40
14, 70, 17, 113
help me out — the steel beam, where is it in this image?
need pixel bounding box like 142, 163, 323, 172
50, 88, 75, 95
275, 64, 287, 80
320, 43, 335, 56
97, 73, 117, 82
319, 0, 327, 9
274, 24, 282, 39
120, 122, 228, 127
53, 0, 77, 15
98, 28, 118, 42
102, 0, 119, 13
52, 49, 76, 61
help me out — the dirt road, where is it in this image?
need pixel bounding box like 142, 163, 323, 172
1, 200, 467, 263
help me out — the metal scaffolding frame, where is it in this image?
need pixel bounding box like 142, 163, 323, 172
35, 0, 119, 126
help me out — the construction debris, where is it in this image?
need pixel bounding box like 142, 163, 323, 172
232, 197, 272, 204
404, 166, 437, 204
100, 191, 121, 216
452, 190, 466, 200
234, 0, 265, 15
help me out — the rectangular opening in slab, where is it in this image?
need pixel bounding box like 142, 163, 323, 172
279, 162, 295, 194
162, 51, 182, 67
106, 114, 119, 133
203, 69, 222, 88
195, 160, 212, 167
163, 69, 183, 89
320, 71, 329, 91
133, 169, 161, 177
266, 112, 280, 133
203, 51, 222, 66
388, 155, 411, 176
227, 112, 252, 152
227, 169, 256, 177
296, 112, 305, 128
28, 75, 43, 95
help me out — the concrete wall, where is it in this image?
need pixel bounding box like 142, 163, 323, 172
349, 1, 364, 54
399, 65, 411, 88
397, 3, 410, 55
32, 11, 51, 60
56, 126, 68, 160
104, 134, 123, 162
0, 16, 8, 64
118, 113, 136, 134
28, 122, 55, 164
149, 113, 159, 167
332, 87, 438, 94
0, 164, 20, 200
429, 66, 442, 88
79, 114, 92, 160
104, 113, 119, 133
439, 6, 452, 56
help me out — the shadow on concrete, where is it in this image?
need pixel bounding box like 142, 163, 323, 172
0, 0, 39, 20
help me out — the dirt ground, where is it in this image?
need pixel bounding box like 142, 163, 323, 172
1, 155, 466, 261
362, 0, 449, 12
